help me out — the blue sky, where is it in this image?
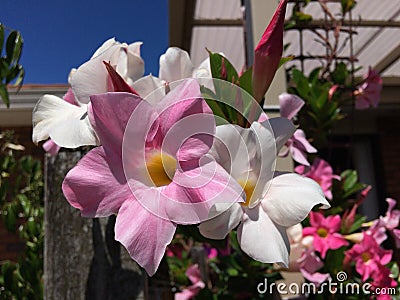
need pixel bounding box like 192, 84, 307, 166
1, 0, 168, 84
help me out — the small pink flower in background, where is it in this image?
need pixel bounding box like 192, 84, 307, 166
371, 264, 398, 300
369, 198, 400, 247
252, 0, 288, 102
328, 84, 339, 101
355, 67, 382, 110
203, 245, 218, 259
278, 93, 317, 166
380, 198, 400, 230
166, 243, 184, 259
175, 264, 205, 300
303, 212, 348, 258
298, 248, 331, 286
295, 158, 340, 199
345, 233, 392, 282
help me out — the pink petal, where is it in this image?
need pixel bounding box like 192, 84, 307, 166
42, 139, 60, 155
301, 269, 330, 286
89, 92, 155, 160
114, 199, 176, 276
63, 88, 78, 105
290, 144, 311, 166
292, 130, 317, 153
186, 264, 202, 284
161, 111, 215, 166
156, 80, 213, 143
279, 93, 304, 120
159, 160, 244, 224
62, 147, 131, 217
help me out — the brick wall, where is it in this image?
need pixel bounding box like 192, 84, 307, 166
0, 126, 44, 262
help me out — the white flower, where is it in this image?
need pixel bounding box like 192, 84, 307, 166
199, 118, 330, 267
131, 47, 211, 102
32, 38, 144, 148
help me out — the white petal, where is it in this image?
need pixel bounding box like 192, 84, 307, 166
125, 42, 145, 84
210, 124, 254, 180
261, 173, 330, 227
32, 95, 97, 148
159, 47, 194, 82
237, 205, 290, 267
90, 38, 119, 59
198, 203, 242, 239
193, 57, 211, 78
71, 41, 122, 104
131, 75, 165, 104
247, 121, 277, 207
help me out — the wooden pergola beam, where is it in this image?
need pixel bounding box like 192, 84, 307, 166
373, 44, 400, 74
285, 19, 400, 29
192, 19, 243, 26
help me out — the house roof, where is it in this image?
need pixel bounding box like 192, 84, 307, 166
170, 0, 400, 81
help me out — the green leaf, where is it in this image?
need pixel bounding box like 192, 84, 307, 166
0, 24, 4, 55
348, 215, 366, 233
14, 67, 24, 88
5, 31, 18, 64
292, 69, 310, 99
0, 83, 10, 107
330, 62, 349, 85
278, 55, 295, 69
294, 11, 313, 22
390, 262, 399, 278
341, 169, 357, 190
208, 51, 238, 83
238, 67, 252, 96
308, 67, 321, 84
341, 0, 357, 14
6, 64, 23, 84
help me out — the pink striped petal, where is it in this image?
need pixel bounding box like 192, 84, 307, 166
114, 199, 176, 276
89, 92, 155, 160
62, 147, 131, 217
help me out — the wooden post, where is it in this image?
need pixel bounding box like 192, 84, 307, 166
44, 151, 144, 299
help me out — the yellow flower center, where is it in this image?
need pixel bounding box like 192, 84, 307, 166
361, 252, 371, 263
237, 178, 256, 207
317, 227, 328, 238
146, 151, 177, 187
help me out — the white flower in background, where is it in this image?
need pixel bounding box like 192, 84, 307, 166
132, 47, 211, 102
32, 38, 144, 148
199, 119, 330, 266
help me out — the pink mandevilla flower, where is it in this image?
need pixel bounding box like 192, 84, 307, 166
295, 158, 340, 200
175, 264, 205, 300
278, 93, 317, 166
345, 233, 392, 282
355, 67, 382, 110
62, 79, 243, 276
303, 212, 348, 258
